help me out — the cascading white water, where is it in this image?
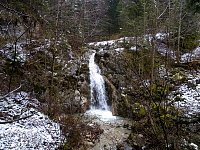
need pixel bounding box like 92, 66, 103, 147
85, 52, 116, 121
89, 53, 109, 110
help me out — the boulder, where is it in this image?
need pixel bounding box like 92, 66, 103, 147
74, 90, 90, 113
128, 133, 146, 149
80, 96, 89, 113
103, 76, 119, 115
80, 80, 90, 96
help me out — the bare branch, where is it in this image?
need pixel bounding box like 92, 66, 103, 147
0, 84, 22, 99
157, 6, 168, 19
0, 2, 29, 17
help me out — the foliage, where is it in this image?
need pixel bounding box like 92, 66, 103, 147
186, 0, 200, 13
58, 115, 103, 150
122, 47, 156, 77
132, 102, 146, 118
118, 0, 145, 36
0, 0, 200, 149
180, 32, 199, 52
106, 0, 120, 34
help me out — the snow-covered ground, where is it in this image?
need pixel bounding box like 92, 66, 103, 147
156, 43, 176, 59
0, 91, 63, 150
88, 33, 174, 55
88, 37, 135, 52
0, 39, 52, 63
155, 33, 168, 40
0, 43, 27, 62
88, 33, 200, 64
170, 72, 200, 116
181, 47, 200, 62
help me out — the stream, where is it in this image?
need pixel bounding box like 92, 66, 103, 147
85, 110, 132, 150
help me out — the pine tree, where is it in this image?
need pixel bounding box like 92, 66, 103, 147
106, 0, 120, 36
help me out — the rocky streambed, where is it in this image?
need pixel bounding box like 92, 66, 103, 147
84, 110, 132, 150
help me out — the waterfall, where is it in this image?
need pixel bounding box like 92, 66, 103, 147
89, 53, 109, 110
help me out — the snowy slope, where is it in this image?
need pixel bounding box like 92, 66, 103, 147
181, 47, 200, 62
170, 72, 200, 116
0, 91, 63, 150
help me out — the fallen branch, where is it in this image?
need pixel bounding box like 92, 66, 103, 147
0, 84, 22, 100
0, 2, 29, 17
0, 114, 34, 124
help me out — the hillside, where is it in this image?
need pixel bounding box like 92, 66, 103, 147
0, 0, 200, 150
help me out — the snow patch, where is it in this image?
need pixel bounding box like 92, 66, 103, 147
0, 92, 63, 150
89, 40, 115, 47
170, 72, 200, 116
155, 33, 168, 40
88, 37, 135, 48
144, 34, 154, 43
130, 46, 136, 51
159, 65, 168, 78
156, 43, 176, 59
0, 43, 27, 62
190, 143, 198, 150
181, 47, 200, 62
115, 48, 124, 52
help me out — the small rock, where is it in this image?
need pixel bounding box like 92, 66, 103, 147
138, 134, 144, 138
116, 143, 124, 150
86, 141, 95, 147
196, 79, 200, 84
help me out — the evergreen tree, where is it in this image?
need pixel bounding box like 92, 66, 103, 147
106, 0, 120, 35
187, 0, 200, 13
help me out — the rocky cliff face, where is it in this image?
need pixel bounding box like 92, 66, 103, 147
87, 40, 139, 117
63, 46, 132, 116
59, 57, 91, 114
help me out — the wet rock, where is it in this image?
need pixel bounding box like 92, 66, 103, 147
117, 142, 132, 150
123, 123, 131, 129
74, 90, 89, 113
116, 143, 124, 150
86, 141, 95, 147
80, 96, 89, 113
85, 114, 132, 150
79, 74, 85, 82
103, 76, 119, 115
196, 79, 200, 84
80, 80, 90, 96
79, 63, 89, 75
74, 90, 81, 102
